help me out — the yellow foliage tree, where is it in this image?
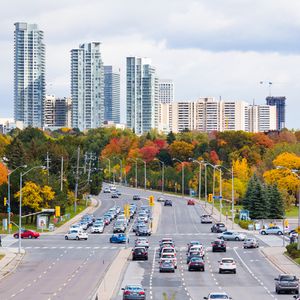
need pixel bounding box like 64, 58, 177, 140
273, 152, 300, 170
0, 162, 8, 185
233, 158, 251, 182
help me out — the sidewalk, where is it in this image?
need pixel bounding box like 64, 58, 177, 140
261, 247, 300, 276
0, 247, 25, 280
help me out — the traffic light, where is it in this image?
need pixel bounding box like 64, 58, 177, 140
124, 204, 130, 218
149, 195, 154, 207
208, 194, 213, 203
55, 206, 60, 217
4, 197, 7, 206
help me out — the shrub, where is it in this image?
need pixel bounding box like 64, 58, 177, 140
286, 243, 300, 259
238, 220, 253, 229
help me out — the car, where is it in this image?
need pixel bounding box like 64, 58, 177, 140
110, 233, 127, 243
187, 241, 201, 252
136, 225, 151, 236
204, 292, 232, 299
116, 190, 122, 196
243, 238, 259, 248
218, 231, 246, 241
135, 237, 149, 248
122, 284, 146, 300
164, 200, 173, 206
91, 223, 104, 233
160, 253, 177, 268
111, 193, 119, 198
211, 240, 226, 252
159, 260, 175, 273
65, 230, 88, 240
13, 229, 40, 239
188, 257, 205, 271
103, 187, 110, 193
161, 247, 176, 257
201, 214, 213, 224
79, 221, 88, 230
113, 224, 126, 233
160, 237, 174, 246
275, 274, 299, 294
157, 196, 165, 202
133, 195, 140, 200
187, 252, 202, 264
211, 223, 227, 233
260, 226, 284, 235
219, 258, 236, 274
110, 185, 116, 192
132, 247, 148, 261
187, 199, 195, 205
188, 245, 205, 259
103, 216, 110, 225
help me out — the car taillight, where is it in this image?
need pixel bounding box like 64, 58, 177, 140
124, 290, 131, 295
139, 291, 145, 295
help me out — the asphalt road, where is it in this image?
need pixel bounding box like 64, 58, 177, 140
113, 187, 294, 300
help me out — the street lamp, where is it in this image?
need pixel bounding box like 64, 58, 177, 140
203, 161, 218, 215
18, 165, 45, 254
189, 159, 203, 204
173, 158, 185, 197
103, 157, 111, 183
128, 158, 138, 188
154, 158, 165, 194
8, 165, 27, 233
137, 158, 147, 190
277, 166, 300, 250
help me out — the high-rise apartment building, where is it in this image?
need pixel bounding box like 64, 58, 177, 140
71, 42, 104, 131
266, 96, 286, 130
44, 95, 72, 129
126, 57, 159, 134
159, 79, 174, 104
104, 66, 120, 124
14, 22, 45, 128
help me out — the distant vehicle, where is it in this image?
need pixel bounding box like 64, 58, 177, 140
187, 241, 201, 252
275, 274, 299, 294
113, 223, 126, 233
110, 233, 127, 243
122, 284, 146, 300
211, 240, 226, 252
187, 252, 202, 264
164, 200, 173, 206
211, 223, 227, 233
133, 195, 140, 200
110, 185, 116, 192
201, 214, 213, 224
187, 199, 195, 205
103, 187, 110, 193
161, 247, 176, 258
160, 237, 174, 247
159, 260, 175, 273
160, 253, 177, 268
243, 238, 259, 248
136, 225, 151, 236
13, 229, 40, 239
219, 258, 236, 274
111, 193, 119, 199
157, 196, 165, 202
116, 190, 122, 196
132, 247, 148, 261
188, 257, 205, 271
135, 237, 149, 249
91, 223, 104, 233
218, 231, 246, 241
260, 226, 283, 235
204, 292, 232, 299
65, 230, 88, 240
188, 245, 205, 258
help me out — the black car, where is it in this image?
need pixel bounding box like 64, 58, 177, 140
133, 195, 140, 200
111, 193, 119, 198
132, 247, 148, 261
211, 223, 227, 233
164, 200, 173, 206
211, 240, 226, 252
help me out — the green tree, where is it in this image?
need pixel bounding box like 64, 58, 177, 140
267, 184, 284, 219
166, 131, 176, 145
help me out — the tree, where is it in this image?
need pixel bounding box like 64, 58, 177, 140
5, 138, 27, 168
169, 141, 194, 162
0, 162, 8, 185
266, 184, 284, 219
166, 131, 176, 145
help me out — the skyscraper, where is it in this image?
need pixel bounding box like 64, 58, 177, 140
104, 66, 120, 124
71, 42, 104, 131
126, 57, 159, 134
159, 79, 174, 104
266, 96, 286, 130
14, 22, 45, 128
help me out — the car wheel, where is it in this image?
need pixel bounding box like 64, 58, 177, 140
261, 231, 266, 235
212, 249, 215, 252
235, 237, 240, 241
233, 269, 236, 274
277, 231, 283, 235
188, 268, 191, 271
202, 268, 205, 272
76, 236, 79, 240
85, 238, 88, 240
65, 236, 68, 240
219, 269, 222, 274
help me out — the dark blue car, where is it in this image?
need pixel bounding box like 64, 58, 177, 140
110, 233, 127, 243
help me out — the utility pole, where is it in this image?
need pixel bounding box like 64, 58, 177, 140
46, 151, 51, 183
219, 169, 222, 222
205, 164, 207, 208
87, 158, 92, 183
60, 156, 64, 192
74, 146, 80, 213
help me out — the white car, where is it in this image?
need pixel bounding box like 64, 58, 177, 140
70, 224, 83, 231
135, 237, 149, 248
160, 253, 177, 268
204, 292, 232, 299
65, 230, 88, 240
188, 245, 205, 258
91, 223, 104, 233
161, 247, 176, 257
219, 258, 236, 274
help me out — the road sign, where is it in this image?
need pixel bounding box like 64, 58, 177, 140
213, 196, 223, 199
4, 197, 6, 206
55, 206, 61, 217
149, 195, 154, 207
208, 194, 213, 203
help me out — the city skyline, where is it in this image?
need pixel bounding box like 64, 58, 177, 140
1, 1, 300, 128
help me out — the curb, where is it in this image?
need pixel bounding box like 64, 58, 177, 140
0, 250, 25, 281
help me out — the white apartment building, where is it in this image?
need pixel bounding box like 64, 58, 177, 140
159, 98, 276, 134
159, 79, 174, 104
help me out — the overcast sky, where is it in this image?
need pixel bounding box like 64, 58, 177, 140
1, 0, 300, 128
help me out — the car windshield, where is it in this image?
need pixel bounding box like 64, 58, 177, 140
126, 286, 143, 291
209, 295, 229, 299
190, 257, 202, 262
222, 259, 234, 263
280, 275, 296, 281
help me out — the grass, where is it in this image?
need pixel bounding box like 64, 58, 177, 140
0, 254, 5, 261
0, 201, 88, 234
285, 206, 299, 218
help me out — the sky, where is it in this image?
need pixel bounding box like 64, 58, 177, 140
1, 0, 300, 128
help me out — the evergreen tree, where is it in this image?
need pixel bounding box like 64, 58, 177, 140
5, 138, 27, 168
167, 131, 176, 145
243, 175, 256, 211
268, 184, 285, 219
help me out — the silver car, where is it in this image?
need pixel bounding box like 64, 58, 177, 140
243, 238, 259, 248
218, 231, 246, 241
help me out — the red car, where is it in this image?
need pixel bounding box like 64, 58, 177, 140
187, 199, 195, 205
13, 229, 40, 239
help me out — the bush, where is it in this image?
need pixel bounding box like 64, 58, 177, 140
286, 243, 300, 259
238, 220, 253, 229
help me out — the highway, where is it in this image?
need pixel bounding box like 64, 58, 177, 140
0, 185, 296, 300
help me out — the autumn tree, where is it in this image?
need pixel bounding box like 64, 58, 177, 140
0, 162, 8, 185
169, 141, 194, 162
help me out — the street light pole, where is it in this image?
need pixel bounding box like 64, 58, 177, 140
155, 159, 165, 194
219, 168, 222, 222
137, 158, 147, 190
231, 166, 235, 229
205, 163, 207, 207
190, 159, 202, 203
